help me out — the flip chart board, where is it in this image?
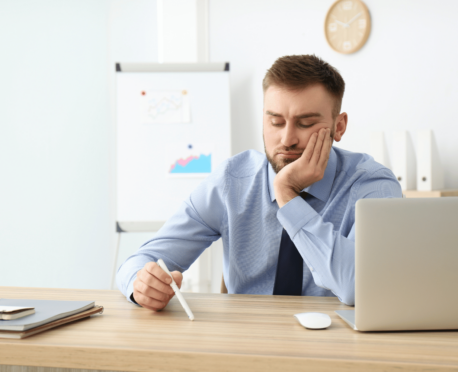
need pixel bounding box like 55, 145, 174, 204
115, 63, 231, 230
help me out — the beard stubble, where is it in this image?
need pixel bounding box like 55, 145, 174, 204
264, 127, 335, 174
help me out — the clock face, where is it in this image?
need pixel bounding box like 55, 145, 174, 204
325, 0, 371, 54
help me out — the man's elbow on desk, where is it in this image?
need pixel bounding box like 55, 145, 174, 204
336, 289, 355, 306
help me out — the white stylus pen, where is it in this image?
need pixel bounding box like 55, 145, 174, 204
157, 259, 195, 321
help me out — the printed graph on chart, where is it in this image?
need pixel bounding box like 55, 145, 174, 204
140, 90, 191, 124
167, 143, 213, 177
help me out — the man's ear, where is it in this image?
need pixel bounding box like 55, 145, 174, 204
333, 112, 348, 142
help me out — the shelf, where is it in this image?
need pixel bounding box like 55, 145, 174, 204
403, 189, 458, 198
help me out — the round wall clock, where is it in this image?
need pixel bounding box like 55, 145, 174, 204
324, 0, 371, 54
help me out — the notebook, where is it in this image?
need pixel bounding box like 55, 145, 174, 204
0, 306, 103, 339
0, 299, 94, 331
0, 306, 35, 320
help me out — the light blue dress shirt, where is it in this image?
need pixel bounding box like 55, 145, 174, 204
117, 147, 402, 305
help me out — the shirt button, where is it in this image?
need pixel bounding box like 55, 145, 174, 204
309, 266, 314, 271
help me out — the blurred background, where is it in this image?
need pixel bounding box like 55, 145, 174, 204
1, 0, 457, 292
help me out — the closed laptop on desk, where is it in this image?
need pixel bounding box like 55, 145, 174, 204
337, 197, 458, 331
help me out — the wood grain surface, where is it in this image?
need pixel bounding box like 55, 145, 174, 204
0, 287, 457, 372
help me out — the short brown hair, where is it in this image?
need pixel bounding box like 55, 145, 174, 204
263, 55, 345, 118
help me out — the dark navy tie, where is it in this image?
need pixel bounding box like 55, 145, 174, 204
273, 228, 303, 296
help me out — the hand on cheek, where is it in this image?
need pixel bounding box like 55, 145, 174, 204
274, 128, 332, 208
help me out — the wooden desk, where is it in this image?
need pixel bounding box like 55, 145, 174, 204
1, 287, 458, 372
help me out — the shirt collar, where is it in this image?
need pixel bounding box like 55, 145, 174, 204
268, 147, 337, 203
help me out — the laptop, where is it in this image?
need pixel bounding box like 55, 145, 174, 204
336, 197, 458, 331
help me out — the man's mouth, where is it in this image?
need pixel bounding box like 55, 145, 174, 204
276, 152, 302, 159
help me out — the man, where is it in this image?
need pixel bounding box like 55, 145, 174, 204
117, 55, 402, 309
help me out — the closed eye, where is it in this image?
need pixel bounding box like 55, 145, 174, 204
298, 122, 318, 129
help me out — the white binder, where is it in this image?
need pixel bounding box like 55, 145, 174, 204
392, 131, 416, 191
370, 132, 391, 169
416, 130, 443, 191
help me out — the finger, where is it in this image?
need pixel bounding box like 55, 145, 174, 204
171, 271, 183, 289
303, 132, 318, 161
134, 279, 171, 303
145, 262, 173, 286
318, 129, 332, 168
138, 269, 174, 295
310, 128, 326, 164
133, 292, 167, 311
135, 290, 168, 310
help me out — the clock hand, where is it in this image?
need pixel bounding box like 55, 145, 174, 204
347, 12, 362, 26
333, 19, 349, 28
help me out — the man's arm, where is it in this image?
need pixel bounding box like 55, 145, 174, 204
116, 160, 229, 307
273, 128, 401, 305
276, 170, 402, 305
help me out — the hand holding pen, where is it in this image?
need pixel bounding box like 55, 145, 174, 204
157, 259, 194, 320
132, 261, 184, 312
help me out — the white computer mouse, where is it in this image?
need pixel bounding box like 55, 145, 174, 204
294, 312, 332, 330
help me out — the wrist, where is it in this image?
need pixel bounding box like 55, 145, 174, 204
274, 185, 299, 208
130, 292, 139, 305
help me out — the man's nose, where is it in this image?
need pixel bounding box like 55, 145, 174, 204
281, 122, 299, 148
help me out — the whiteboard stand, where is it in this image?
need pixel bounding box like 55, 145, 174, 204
111, 221, 165, 290
114, 62, 231, 293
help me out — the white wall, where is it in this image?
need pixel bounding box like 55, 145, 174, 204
0, 0, 111, 289
209, 0, 458, 188
109, 0, 158, 63
0, 0, 158, 289
2, 0, 457, 291
109, 0, 159, 289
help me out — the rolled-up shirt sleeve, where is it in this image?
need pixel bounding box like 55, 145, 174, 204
276, 168, 402, 306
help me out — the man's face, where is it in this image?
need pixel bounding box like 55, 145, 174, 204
263, 84, 338, 173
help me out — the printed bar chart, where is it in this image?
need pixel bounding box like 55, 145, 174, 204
169, 154, 212, 174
